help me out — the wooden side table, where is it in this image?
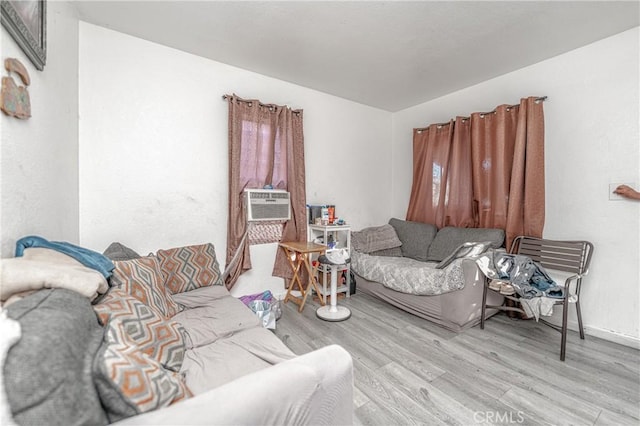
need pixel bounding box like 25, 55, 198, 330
279, 241, 326, 313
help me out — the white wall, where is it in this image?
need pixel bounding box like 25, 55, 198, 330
0, 2, 79, 257
392, 28, 640, 346
78, 23, 392, 298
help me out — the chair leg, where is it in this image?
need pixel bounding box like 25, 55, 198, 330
480, 277, 488, 330
574, 301, 585, 340
560, 300, 568, 361
575, 282, 585, 340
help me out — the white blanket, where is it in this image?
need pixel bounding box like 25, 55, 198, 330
1, 248, 108, 302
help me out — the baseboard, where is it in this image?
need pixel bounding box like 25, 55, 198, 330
533, 310, 640, 350
584, 325, 640, 349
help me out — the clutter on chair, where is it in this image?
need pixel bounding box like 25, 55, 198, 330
480, 236, 594, 361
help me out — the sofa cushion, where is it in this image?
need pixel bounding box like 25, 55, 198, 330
93, 289, 187, 372
170, 284, 231, 308
103, 242, 141, 261
156, 243, 224, 294
111, 257, 181, 318
172, 294, 261, 349
427, 227, 505, 262
93, 314, 192, 422
388, 218, 438, 261
180, 327, 296, 394
351, 224, 402, 254
4, 289, 108, 426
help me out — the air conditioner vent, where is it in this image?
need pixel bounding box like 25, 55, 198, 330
244, 189, 291, 222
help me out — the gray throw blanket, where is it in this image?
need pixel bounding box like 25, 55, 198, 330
351, 252, 466, 295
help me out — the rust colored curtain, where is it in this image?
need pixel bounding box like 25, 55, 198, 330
470, 104, 519, 229
406, 117, 474, 228
506, 97, 545, 246
225, 94, 307, 289
407, 97, 545, 248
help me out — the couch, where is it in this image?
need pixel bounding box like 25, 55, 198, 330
1, 242, 353, 425
350, 218, 505, 332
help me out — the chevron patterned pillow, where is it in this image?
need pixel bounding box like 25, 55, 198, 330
111, 256, 181, 318
157, 243, 224, 294
93, 314, 192, 422
94, 289, 187, 372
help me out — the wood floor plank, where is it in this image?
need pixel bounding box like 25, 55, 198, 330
456, 328, 640, 420
273, 293, 640, 425
378, 362, 477, 425
429, 372, 553, 426
595, 408, 640, 426
351, 357, 447, 425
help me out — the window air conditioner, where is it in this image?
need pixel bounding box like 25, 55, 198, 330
244, 189, 291, 222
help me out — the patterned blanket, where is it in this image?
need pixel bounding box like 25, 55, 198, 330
351, 252, 466, 296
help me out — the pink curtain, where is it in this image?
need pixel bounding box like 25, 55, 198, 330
407, 97, 545, 248
225, 94, 307, 289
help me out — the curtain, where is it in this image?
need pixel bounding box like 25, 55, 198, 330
272, 107, 307, 282
470, 104, 518, 229
506, 97, 545, 246
406, 117, 474, 228
225, 94, 307, 289
407, 96, 545, 249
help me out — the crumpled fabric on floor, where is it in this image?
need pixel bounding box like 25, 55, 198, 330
519, 297, 556, 321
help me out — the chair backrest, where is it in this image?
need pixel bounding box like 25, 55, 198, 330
510, 236, 593, 276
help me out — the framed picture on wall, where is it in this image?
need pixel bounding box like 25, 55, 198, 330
1, 0, 46, 70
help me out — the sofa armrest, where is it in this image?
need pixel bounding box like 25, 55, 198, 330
112, 344, 354, 426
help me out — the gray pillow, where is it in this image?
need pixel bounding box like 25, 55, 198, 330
388, 218, 437, 261
4, 289, 108, 426
435, 241, 493, 269
427, 227, 505, 262
351, 224, 402, 253
103, 242, 141, 261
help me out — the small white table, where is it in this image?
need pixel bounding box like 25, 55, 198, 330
316, 262, 351, 322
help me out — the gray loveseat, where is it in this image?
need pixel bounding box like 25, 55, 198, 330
2, 243, 353, 425
351, 218, 505, 331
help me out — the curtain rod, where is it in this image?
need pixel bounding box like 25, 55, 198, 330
222, 94, 302, 114
415, 96, 547, 132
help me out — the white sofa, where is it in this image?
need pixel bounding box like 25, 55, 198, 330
2, 243, 354, 425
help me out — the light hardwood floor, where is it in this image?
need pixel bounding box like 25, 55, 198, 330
274, 293, 640, 426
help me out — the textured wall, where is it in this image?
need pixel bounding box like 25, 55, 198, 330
392, 28, 640, 345
78, 23, 392, 298
0, 2, 80, 257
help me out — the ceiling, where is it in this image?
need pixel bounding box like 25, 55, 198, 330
74, 1, 640, 112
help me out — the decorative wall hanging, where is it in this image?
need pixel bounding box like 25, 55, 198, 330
1, 0, 47, 71
1, 58, 31, 119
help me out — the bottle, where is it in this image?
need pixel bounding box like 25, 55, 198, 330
321, 206, 329, 225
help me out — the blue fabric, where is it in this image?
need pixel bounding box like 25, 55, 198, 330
15, 235, 115, 278
490, 253, 560, 299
